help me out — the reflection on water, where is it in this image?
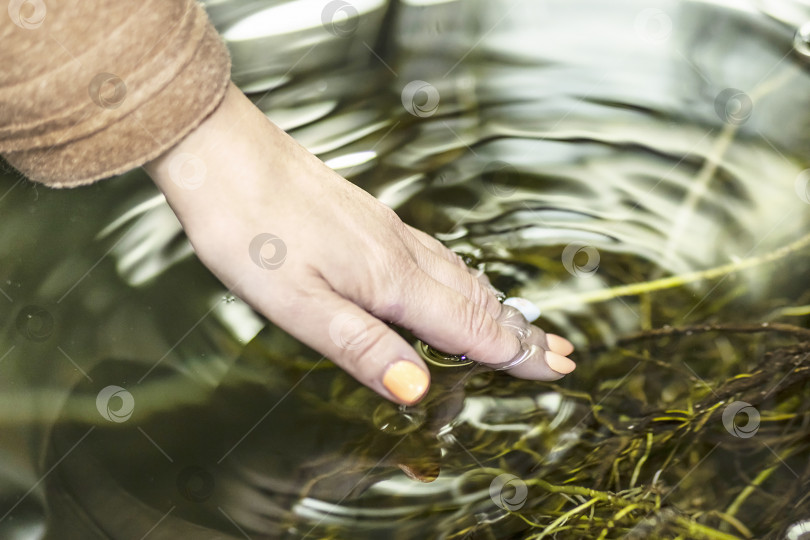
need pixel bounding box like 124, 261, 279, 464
2, 0, 810, 538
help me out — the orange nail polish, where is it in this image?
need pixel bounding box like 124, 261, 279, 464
545, 351, 576, 375
547, 334, 575, 356
383, 361, 429, 404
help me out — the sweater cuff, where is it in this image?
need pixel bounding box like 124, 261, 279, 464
1, 3, 231, 188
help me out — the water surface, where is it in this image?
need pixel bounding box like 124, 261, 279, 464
2, 0, 810, 538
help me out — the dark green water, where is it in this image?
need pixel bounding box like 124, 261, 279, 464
2, 0, 810, 538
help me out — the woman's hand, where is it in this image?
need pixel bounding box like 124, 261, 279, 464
145, 82, 575, 405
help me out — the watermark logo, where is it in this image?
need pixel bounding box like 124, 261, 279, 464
562, 244, 600, 277
329, 313, 368, 351
634, 8, 672, 43
722, 400, 760, 438
402, 81, 440, 118
15, 305, 54, 342
489, 473, 528, 511
714, 88, 753, 126
177, 465, 215, 503
168, 152, 207, 190
795, 169, 810, 204
321, 0, 359, 37
88, 73, 127, 109
8, 0, 46, 29
482, 160, 520, 198
793, 22, 810, 60
249, 233, 287, 270
96, 385, 135, 423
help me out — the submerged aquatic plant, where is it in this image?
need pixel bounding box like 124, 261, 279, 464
478, 322, 810, 539
402, 233, 810, 539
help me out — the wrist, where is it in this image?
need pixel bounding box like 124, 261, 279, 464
145, 82, 294, 233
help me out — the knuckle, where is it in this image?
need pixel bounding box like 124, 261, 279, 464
372, 255, 418, 306
457, 301, 518, 362
379, 204, 406, 230
460, 271, 503, 318
461, 274, 494, 311
373, 204, 407, 239
460, 301, 498, 345
483, 289, 505, 318
469, 277, 491, 306
451, 251, 469, 268
347, 250, 412, 307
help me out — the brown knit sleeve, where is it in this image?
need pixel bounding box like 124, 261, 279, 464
0, 0, 231, 188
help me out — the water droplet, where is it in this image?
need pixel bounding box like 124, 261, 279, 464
222, 295, 236, 303
372, 402, 425, 434
793, 22, 810, 59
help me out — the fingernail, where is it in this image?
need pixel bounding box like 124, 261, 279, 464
547, 334, 575, 356
383, 361, 429, 404
545, 351, 576, 375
